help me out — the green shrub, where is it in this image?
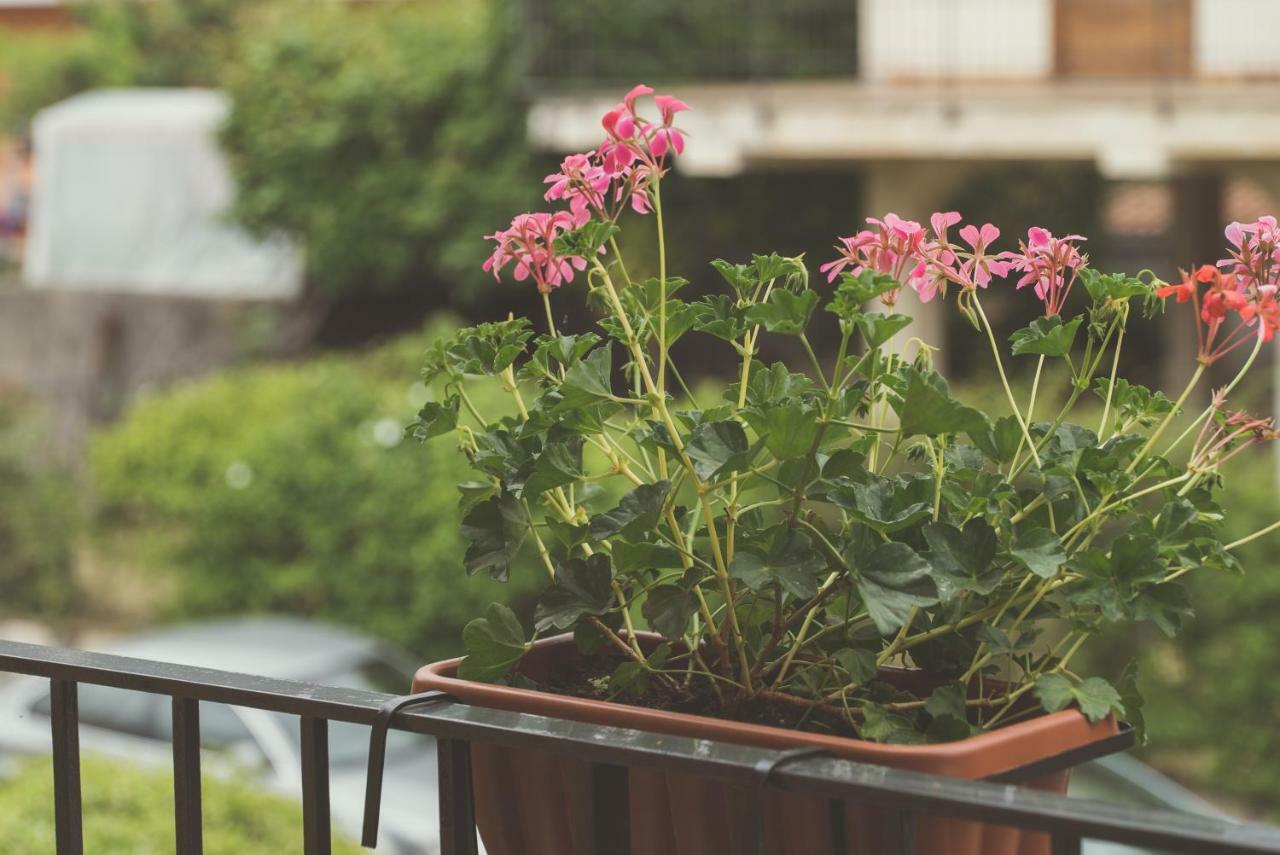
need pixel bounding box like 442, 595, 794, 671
0, 393, 79, 617
90, 320, 536, 659
219, 0, 534, 296
0, 755, 361, 853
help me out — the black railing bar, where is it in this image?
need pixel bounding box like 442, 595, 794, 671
171, 697, 203, 854
300, 716, 331, 855
49, 679, 83, 855
5, 643, 1280, 853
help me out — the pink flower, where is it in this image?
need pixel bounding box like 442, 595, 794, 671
598, 84, 688, 172
912, 212, 1007, 301
1004, 227, 1087, 316
820, 213, 929, 305
483, 211, 587, 294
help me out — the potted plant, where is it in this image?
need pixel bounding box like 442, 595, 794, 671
408, 84, 1280, 855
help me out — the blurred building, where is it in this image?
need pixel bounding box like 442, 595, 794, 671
523, 0, 1280, 370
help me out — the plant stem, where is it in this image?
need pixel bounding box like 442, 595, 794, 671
973, 296, 1041, 467
1009, 355, 1045, 474
1227, 517, 1280, 551
1097, 318, 1125, 436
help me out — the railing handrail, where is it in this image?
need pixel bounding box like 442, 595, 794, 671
2, 639, 1279, 854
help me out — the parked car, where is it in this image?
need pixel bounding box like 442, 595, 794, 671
0, 617, 440, 854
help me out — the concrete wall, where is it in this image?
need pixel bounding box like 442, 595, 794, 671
1194, 0, 1280, 77
0, 285, 322, 461
859, 0, 1053, 82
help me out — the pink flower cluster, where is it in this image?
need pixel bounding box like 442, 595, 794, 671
484, 84, 688, 292
1006, 227, 1088, 317
819, 212, 1019, 307
483, 211, 586, 295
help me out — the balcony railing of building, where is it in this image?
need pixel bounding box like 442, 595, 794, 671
2, 639, 1280, 854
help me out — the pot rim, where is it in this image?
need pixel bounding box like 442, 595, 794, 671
413, 632, 1120, 780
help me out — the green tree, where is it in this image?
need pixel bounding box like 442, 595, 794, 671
219, 0, 535, 296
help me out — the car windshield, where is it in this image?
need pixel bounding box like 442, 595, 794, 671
273, 655, 430, 768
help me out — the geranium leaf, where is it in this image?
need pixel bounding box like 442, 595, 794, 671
856, 542, 938, 635
1011, 527, 1067, 578
534, 553, 615, 632
459, 493, 527, 581
407, 395, 459, 442
743, 289, 819, 336
590, 481, 670, 540
457, 603, 527, 683
1009, 315, 1082, 358
642, 584, 695, 639
685, 420, 754, 481
895, 367, 990, 439
764, 403, 820, 460
923, 520, 1001, 596
523, 434, 585, 498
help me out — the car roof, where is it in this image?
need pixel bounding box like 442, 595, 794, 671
96, 616, 391, 682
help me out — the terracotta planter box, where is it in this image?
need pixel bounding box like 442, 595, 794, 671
414, 633, 1123, 855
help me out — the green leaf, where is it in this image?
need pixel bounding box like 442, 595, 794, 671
729, 549, 821, 600
923, 520, 1001, 596
1033, 673, 1076, 713
534, 553, 615, 632
460, 493, 527, 581
743, 289, 819, 336
861, 701, 925, 744
856, 313, 912, 348
763, 403, 820, 460
407, 395, 459, 442
425, 319, 532, 379
642, 584, 695, 639
1034, 673, 1125, 722
826, 270, 901, 322
685, 420, 755, 481
558, 347, 613, 406
457, 603, 527, 683
895, 367, 990, 439
827, 471, 934, 534
1117, 660, 1147, 745
590, 481, 670, 540
924, 683, 968, 721
612, 540, 683, 573
689, 295, 748, 341
973, 415, 1024, 464
523, 434, 585, 499
1009, 315, 1083, 358
553, 220, 619, 257
710, 259, 755, 295
856, 542, 939, 635
1011, 528, 1067, 578
1073, 677, 1126, 721
1081, 268, 1154, 304
834, 648, 877, 685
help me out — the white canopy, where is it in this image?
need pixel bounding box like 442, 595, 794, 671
23, 88, 303, 299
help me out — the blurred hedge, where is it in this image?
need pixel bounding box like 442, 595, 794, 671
89, 321, 536, 659
0, 393, 79, 617
0, 756, 361, 853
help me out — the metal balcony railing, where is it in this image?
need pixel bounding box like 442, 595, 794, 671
2, 639, 1280, 855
